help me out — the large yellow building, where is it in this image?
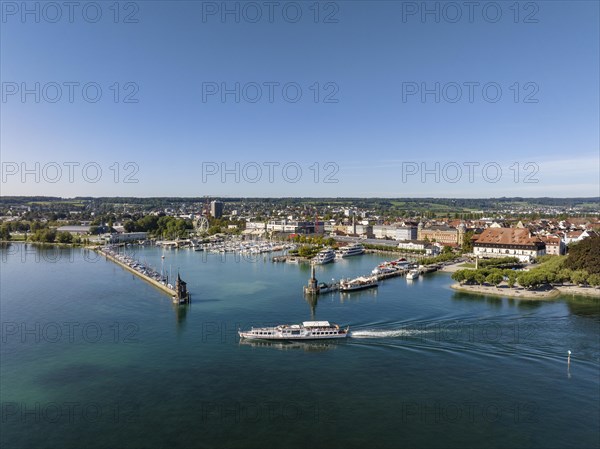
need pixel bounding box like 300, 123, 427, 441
417, 223, 464, 245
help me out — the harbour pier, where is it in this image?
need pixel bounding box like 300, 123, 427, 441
97, 246, 191, 303
303, 257, 445, 295
304, 262, 410, 295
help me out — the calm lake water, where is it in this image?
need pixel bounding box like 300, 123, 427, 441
1, 244, 599, 449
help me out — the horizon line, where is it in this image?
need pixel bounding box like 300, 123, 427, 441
1, 195, 599, 201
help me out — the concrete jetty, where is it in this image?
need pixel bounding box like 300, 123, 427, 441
303, 256, 446, 295
97, 246, 190, 303
304, 262, 411, 295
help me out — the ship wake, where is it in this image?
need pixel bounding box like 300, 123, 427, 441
350, 328, 431, 338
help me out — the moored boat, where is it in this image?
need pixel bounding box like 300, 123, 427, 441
406, 269, 420, 280
336, 243, 365, 258
317, 282, 338, 293
312, 248, 336, 265
372, 264, 399, 275
339, 275, 378, 291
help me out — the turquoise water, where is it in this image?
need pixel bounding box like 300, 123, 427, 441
1, 244, 599, 449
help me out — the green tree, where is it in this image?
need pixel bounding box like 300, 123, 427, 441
462, 230, 474, 253
517, 272, 535, 289
124, 220, 137, 232
451, 270, 466, 284
30, 221, 43, 232
207, 225, 221, 236
565, 236, 600, 275
557, 268, 573, 284
587, 274, 600, 287
543, 269, 557, 284
474, 272, 486, 285
506, 271, 517, 288
532, 271, 547, 286
479, 257, 520, 268
570, 270, 589, 286
31, 229, 57, 243
56, 231, 73, 244
137, 214, 160, 232
298, 245, 320, 258
486, 271, 504, 287
44, 229, 57, 243
0, 224, 11, 241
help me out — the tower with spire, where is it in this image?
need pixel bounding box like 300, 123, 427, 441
174, 272, 190, 304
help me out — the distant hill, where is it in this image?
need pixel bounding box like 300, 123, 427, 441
1, 195, 598, 208
1, 196, 598, 221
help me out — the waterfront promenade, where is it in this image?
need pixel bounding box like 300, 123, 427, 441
450, 282, 600, 299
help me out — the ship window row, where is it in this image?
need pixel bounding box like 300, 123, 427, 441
256, 332, 273, 335
315, 331, 337, 335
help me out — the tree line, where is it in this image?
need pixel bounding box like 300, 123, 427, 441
452, 238, 600, 289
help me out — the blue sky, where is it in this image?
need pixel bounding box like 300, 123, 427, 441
1, 0, 598, 198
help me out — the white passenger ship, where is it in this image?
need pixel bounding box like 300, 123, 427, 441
238, 321, 349, 340
312, 249, 336, 265
336, 243, 365, 258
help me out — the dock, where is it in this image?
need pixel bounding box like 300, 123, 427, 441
272, 255, 310, 263
303, 258, 441, 295
96, 246, 191, 303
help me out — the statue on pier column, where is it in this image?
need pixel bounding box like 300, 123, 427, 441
304, 264, 318, 295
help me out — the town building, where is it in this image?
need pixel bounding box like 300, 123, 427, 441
539, 236, 566, 256
372, 225, 395, 239
346, 224, 373, 238
245, 221, 266, 231
417, 223, 464, 245
107, 232, 148, 243
266, 220, 320, 234
56, 225, 91, 235
563, 229, 598, 245
397, 240, 439, 255
395, 226, 417, 241
210, 200, 224, 218
473, 228, 546, 262
323, 222, 336, 234
372, 225, 417, 240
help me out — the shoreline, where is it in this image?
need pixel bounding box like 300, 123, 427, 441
0, 240, 91, 247
364, 248, 426, 257
450, 282, 600, 300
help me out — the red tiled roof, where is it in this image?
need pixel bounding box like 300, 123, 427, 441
540, 236, 561, 245
474, 228, 542, 246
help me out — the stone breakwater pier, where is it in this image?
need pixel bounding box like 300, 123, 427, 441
96, 246, 190, 303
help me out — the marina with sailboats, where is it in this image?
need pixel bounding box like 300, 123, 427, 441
96, 236, 446, 304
